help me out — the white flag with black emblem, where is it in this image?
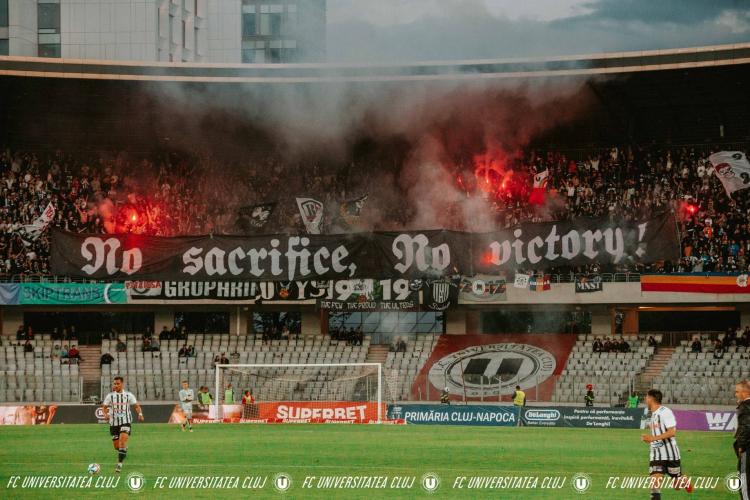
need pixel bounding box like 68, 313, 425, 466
514, 273, 530, 289
17, 202, 56, 245
708, 151, 750, 196
239, 202, 276, 230
296, 197, 324, 234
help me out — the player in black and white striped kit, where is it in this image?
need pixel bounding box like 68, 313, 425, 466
102, 376, 144, 473
641, 389, 692, 499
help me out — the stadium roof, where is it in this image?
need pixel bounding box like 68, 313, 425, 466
0, 42, 749, 83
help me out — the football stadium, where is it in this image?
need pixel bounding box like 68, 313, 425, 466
0, 1, 749, 499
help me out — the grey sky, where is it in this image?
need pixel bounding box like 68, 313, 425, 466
326, 0, 750, 62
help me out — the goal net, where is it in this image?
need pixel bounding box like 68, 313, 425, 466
214, 363, 384, 423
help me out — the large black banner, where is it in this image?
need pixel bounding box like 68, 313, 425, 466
50, 212, 679, 281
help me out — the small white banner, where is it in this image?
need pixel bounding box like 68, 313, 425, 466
708, 151, 750, 195
296, 197, 324, 234
513, 274, 530, 289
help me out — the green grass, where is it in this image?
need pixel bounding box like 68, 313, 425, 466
0, 424, 740, 499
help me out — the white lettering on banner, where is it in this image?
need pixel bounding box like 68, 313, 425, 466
178, 242, 357, 280
706, 412, 737, 431
487, 225, 628, 266
402, 410, 515, 424
228, 248, 245, 274
286, 236, 312, 279
182, 247, 203, 275
81, 237, 142, 275
70, 217, 665, 279
560, 230, 581, 259
276, 405, 369, 420
205, 247, 227, 275
155, 281, 326, 299
247, 248, 267, 277
581, 230, 603, 259
527, 236, 544, 264
392, 234, 450, 273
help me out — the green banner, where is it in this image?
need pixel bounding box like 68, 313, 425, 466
19, 283, 128, 305
520, 407, 644, 428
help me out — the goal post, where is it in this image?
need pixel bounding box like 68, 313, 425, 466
214, 363, 384, 423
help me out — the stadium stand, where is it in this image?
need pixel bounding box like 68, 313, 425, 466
553, 334, 658, 404
1, 142, 749, 279
100, 334, 372, 401
0, 335, 81, 402
383, 333, 439, 401
655, 335, 750, 405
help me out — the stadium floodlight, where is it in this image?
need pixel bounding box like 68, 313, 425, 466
214, 363, 383, 423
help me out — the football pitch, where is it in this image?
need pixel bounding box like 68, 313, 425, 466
0, 424, 740, 499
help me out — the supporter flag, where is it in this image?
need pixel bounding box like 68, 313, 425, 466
708, 151, 750, 196
341, 194, 368, 217
238, 203, 276, 230
18, 202, 56, 245
513, 273, 530, 289
529, 274, 551, 292
337, 194, 369, 230
528, 169, 549, 205
296, 197, 325, 234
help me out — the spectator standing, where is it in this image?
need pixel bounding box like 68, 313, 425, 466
100, 352, 114, 366
585, 384, 595, 407
513, 385, 526, 407
197, 387, 213, 410
713, 340, 725, 359
241, 390, 256, 419
67, 345, 81, 363
627, 392, 639, 408
593, 338, 603, 352
440, 387, 450, 405
691, 339, 702, 353
224, 384, 235, 404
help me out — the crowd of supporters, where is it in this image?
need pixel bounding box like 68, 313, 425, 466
1, 142, 749, 279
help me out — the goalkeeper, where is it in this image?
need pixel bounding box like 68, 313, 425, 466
178, 380, 194, 432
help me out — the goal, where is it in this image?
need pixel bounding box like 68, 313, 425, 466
214, 363, 384, 423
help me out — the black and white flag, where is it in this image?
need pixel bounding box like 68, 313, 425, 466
423, 279, 458, 311
709, 151, 750, 196
17, 202, 56, 246
239, 203, 276, 230
296, 197, 325, 234
341, 194, 368, 217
